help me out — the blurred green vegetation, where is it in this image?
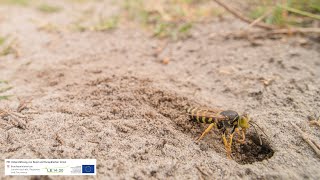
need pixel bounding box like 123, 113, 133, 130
93, 16, 119, 31
0, 36, 16, 57
0, 96, 10, 100
123, 0, 221, 40
37, 4, 62, 13
0, 0, 318, 40
248, 0, 320, 27
0, 80, 12, 101
0, 0, 29, 6
67, 0, 93, 3
0, 37, 6, 46
73, 15, 119, 32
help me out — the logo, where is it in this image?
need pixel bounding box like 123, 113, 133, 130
45, 167, 64, 173
82, 165, 95, 174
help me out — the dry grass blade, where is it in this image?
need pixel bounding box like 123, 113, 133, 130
246, 9, 273, 29
0, 38, 20, 57
279, 5, 320, 20
17, 98, 32, 112
212, 0, 320, 39
0, 82, 12, 100
0, 86, 12, 93
269, 28, 320, 34
310, 121, 320, 127
308, 114, 320, 128
291, 122, 320, 159
0, 108, 27, 129
212, 0, 277, 30
223, 27, 320, 40
0, 108, 8, 117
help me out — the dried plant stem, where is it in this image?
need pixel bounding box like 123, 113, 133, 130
212, 0, 320, 39
245, 9, 273, 29
279, 5, 320, 20
310, 120, 320, 127
291, 122, 320, 159
212, 0, 277, 30
223, 27, 320, 39
0, 108, 26, 129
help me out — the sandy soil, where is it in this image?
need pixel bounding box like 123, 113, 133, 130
0, 0, 320, 179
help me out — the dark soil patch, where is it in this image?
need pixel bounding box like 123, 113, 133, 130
233, 133, 274, 164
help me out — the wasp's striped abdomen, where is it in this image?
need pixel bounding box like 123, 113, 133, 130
187, 107, 218, 124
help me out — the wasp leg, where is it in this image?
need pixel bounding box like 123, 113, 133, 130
197, 123, 215, 142
222, 132, 232, 159
228, 133, 235, 159
236, 128, 246, 144
222, 133, 234, 159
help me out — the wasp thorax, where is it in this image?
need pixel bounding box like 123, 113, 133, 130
219, 110, 240, 128
220, 110, 239, 121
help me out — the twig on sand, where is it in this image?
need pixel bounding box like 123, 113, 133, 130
54, 133, 65, 146
223, 28, 320, 39
0, 108, 27, 129
291, 122, 320, 159
17, 98, 32, 112
308, 114, 320, 127
212, 0, 320, 39
196, 166, 208, 180
212, 0, 277, 30
264, 28, 320, 35
310, 120, 320, 127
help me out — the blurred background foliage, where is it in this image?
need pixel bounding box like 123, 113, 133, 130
0, 0, 319, 40
240, 0, 320, 27
123, 0, 222, 40
123, 0, 320, 39
0, 80, 11, 100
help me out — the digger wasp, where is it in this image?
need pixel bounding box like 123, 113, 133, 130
187, 107, 267, 159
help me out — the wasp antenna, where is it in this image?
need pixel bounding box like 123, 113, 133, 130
249, 122, 263, 145
252, 121, 269, 139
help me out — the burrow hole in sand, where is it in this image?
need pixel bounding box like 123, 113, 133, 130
232, 133, 274, 164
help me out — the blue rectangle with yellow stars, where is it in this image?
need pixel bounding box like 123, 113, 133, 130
82, 165, 95, 174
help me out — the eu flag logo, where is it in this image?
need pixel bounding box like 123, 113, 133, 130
82, 165, 95, 174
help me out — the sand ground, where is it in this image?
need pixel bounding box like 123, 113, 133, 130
0, 0, 320, 179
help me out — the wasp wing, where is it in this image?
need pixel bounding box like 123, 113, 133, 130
202, 109, 226, 121
186, 107, 226, 121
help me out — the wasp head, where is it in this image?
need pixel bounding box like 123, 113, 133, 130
240, 114, 269, 146
238, 113, 250, 130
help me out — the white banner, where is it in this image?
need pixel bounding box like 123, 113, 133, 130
5, 159, 96, 176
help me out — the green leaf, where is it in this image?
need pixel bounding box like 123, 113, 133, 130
279, 5, 320, 20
